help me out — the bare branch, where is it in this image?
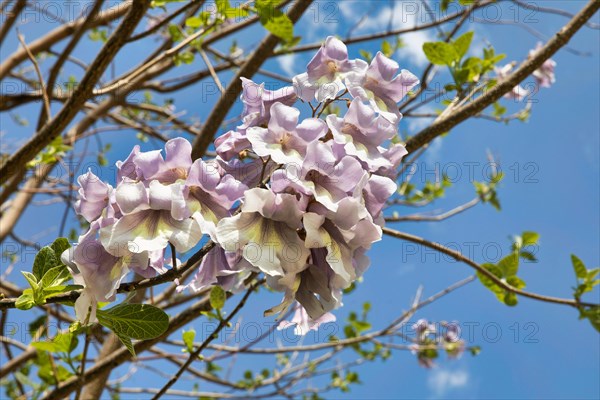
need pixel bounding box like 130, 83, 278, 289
405, 0, 600, 153
381, 227, 599, 308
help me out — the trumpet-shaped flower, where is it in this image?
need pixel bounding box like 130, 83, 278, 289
277, 303, 336, 335
74, 170, 111, 223
327, 99, 397, 171
293, 36, 367, 102
240, 77, 297, 127
346, 51, 419, 123
271, 141, 367, 212
247, 102, 328, 165
216, 188, 309, 280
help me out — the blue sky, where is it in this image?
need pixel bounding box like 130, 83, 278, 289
1, 1, 599, 398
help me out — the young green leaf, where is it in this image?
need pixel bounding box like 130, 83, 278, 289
256, 1, 294, 44
453, 31, 474, 59
185, 16, 203, 28
33, 247, 58, 280
50, 238, 71, 261
210, 286, 226, 310
182, 329, 196, 352
498, 253, 519, 277
422, 42, 458, 66
15, 291, 35, 310
571, 254, 587, 279
39, 265, 71, 289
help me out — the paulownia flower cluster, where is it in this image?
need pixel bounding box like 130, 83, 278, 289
63, 36, 417, 326
62, 35, 556, 330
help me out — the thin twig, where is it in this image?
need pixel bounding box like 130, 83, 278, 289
17, 31, 52, 121
381, 226, 598, 308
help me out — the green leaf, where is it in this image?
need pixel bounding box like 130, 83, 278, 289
422, 42, 458, 65
579, 306, 600, 332
381, 40, 393, 57
22, 271, 39, 290
33, 247, 58, 280
256, 2, 294, 44
571, 254, 587, 279
168, 24, 183, 42
173, 51, 195, 66
477, 264, 507, 304
503, 292, 518, 306
359, 49, 373, 63
40, 265, 70, 290
50, 238, 71, 261
453, 31, 474, 59
498, 253, 519, 277
182, 329, 196, 352
521, 231, 540, 246
97, 303, 169, 340
506, 275, 526, 289
15, 291, 35, 310
519, 250, 537, 262
587, 268, 600, 282
115, 331, 136, 356
210, 286, 226, 310
31, 332, 78, 353
185, 16, 203, 28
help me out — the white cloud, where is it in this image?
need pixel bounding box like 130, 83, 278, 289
277, 53, 299, 76
353, 5, 436, 67
338, 1, 360, 22
428, 368, 469, 397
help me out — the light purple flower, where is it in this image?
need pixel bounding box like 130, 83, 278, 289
293, 36, 367, 102
495, 63, 529, 101
216, 187, 309, 282
247, 102, 328, 165
277, 303, 336, 335
217, 157, 277, 190
132, 137, 192, 183
214, 128, 251, 161
184, 159, 245, 240
271, 141, 367, 212
362, 174, 397, 223
346, 51, 419, 123
530, 43, 556, 88
240, 77, 297, 127
116, 145, 140, 182
327, 99, 397, 171
178, 245, 255, 294
62, 221, 148, 322
74, 170, 111, 223
376, 142, 408, 178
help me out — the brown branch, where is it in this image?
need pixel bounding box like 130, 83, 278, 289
127, 0, 205, 42
16, 32, 51, 121
190, 0, 315, 159
39, 0, 107, 128
404, 0, 600, 154
0, 0, 150, 186
151, 279, 261, 399
385, 197, 480, 222
381, 227, 599, 308
0, 0, 26, 46
0, 1, 133, 80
